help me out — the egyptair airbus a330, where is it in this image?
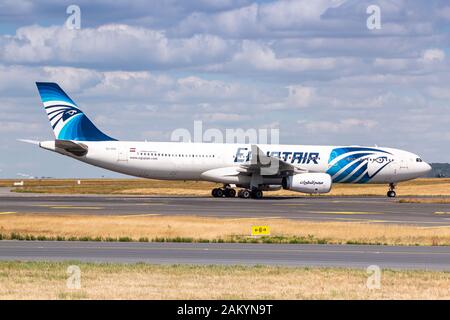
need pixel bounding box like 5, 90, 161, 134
21, 82, 432, 199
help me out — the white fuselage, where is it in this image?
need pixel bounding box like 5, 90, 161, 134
40, 140, 432, 187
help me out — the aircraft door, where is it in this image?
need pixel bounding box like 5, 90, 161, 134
117, 147, 128, 162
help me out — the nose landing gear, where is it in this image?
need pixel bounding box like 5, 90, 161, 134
387, 183, 396, 197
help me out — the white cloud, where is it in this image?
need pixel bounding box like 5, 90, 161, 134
2, 0, 450, 178
167, 76, 246, 102
286, 85, 316, 108
301, 118, 378, 133
426, 86, 450, 100
422, 48, 445, 62
223, 40, 355, 74
0, 121, 43, 133
199, 112, 249, 122
0, 24, 234, 69
174, 0, 346, 37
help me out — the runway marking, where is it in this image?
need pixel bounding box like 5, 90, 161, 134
50, 206, 104, 210
0, 212, 16, 215
308, 211, 383, 215
226, 216, 282, 221
435, 212, 450, 215
117, 214, 161, 218
333, 218, 388, 223
272, 204, 307, 206
418, 226, 450, 229
34, 204, 104, 209
3, 244, 450, 256
332, 217, 450, 225
331, 200, 388, 204
34, 204, 61, 207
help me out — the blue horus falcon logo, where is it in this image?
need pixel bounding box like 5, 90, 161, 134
326, 147, 392, 184
46, 105, 82, 129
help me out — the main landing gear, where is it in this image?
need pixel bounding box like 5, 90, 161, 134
387, 183, 396, 198
237, 189, 263, 199
211, 187, 236, 198
211, 187, 263, 199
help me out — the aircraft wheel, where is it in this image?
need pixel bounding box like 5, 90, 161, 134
212, 188, 223, 197
215, 188, 224, 197
252, 190, 263, 199
240, 189, 251, 199
387, 190, 396, 198
225, 189, 236, 198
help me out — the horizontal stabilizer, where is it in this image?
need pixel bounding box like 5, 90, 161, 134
17, 139, 40, 145
55, 139, 88, 156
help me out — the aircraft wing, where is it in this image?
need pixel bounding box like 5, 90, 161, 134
238, 145, 307, 176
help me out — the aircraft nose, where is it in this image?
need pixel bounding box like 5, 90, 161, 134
417, 162, 432, 177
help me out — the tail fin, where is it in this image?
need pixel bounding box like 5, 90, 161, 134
35, 82, 116, 141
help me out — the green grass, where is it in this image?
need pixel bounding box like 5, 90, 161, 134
0, 232, 428, 246
3, 177, 450, 197
1, 261, 450, 299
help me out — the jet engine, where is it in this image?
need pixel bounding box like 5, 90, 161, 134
282, 173, 332, 194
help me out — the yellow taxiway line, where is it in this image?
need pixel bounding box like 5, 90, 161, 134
308, 211, 383, 215
272, 204, 307, 206
50, 206, 104, 210
116, 213, 162, 218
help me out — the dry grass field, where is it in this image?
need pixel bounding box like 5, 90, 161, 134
2, 178, 450, 197
399, 198, 450, 204
1, 214, 450, 245
0, 261, 449, 299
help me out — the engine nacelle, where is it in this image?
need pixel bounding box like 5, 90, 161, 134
282, 173, 332, 194
260, 184, 282, 191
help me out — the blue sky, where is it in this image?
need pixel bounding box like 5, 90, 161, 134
1, 0, 449, 178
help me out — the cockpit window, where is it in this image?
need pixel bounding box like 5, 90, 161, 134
416, 158, 423, 162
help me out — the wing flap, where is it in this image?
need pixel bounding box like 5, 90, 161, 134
239, 145, 307, 176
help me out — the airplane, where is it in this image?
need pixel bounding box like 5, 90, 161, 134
21, 82, 432, 199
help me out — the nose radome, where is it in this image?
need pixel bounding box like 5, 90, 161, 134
418, 162, 432, 176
